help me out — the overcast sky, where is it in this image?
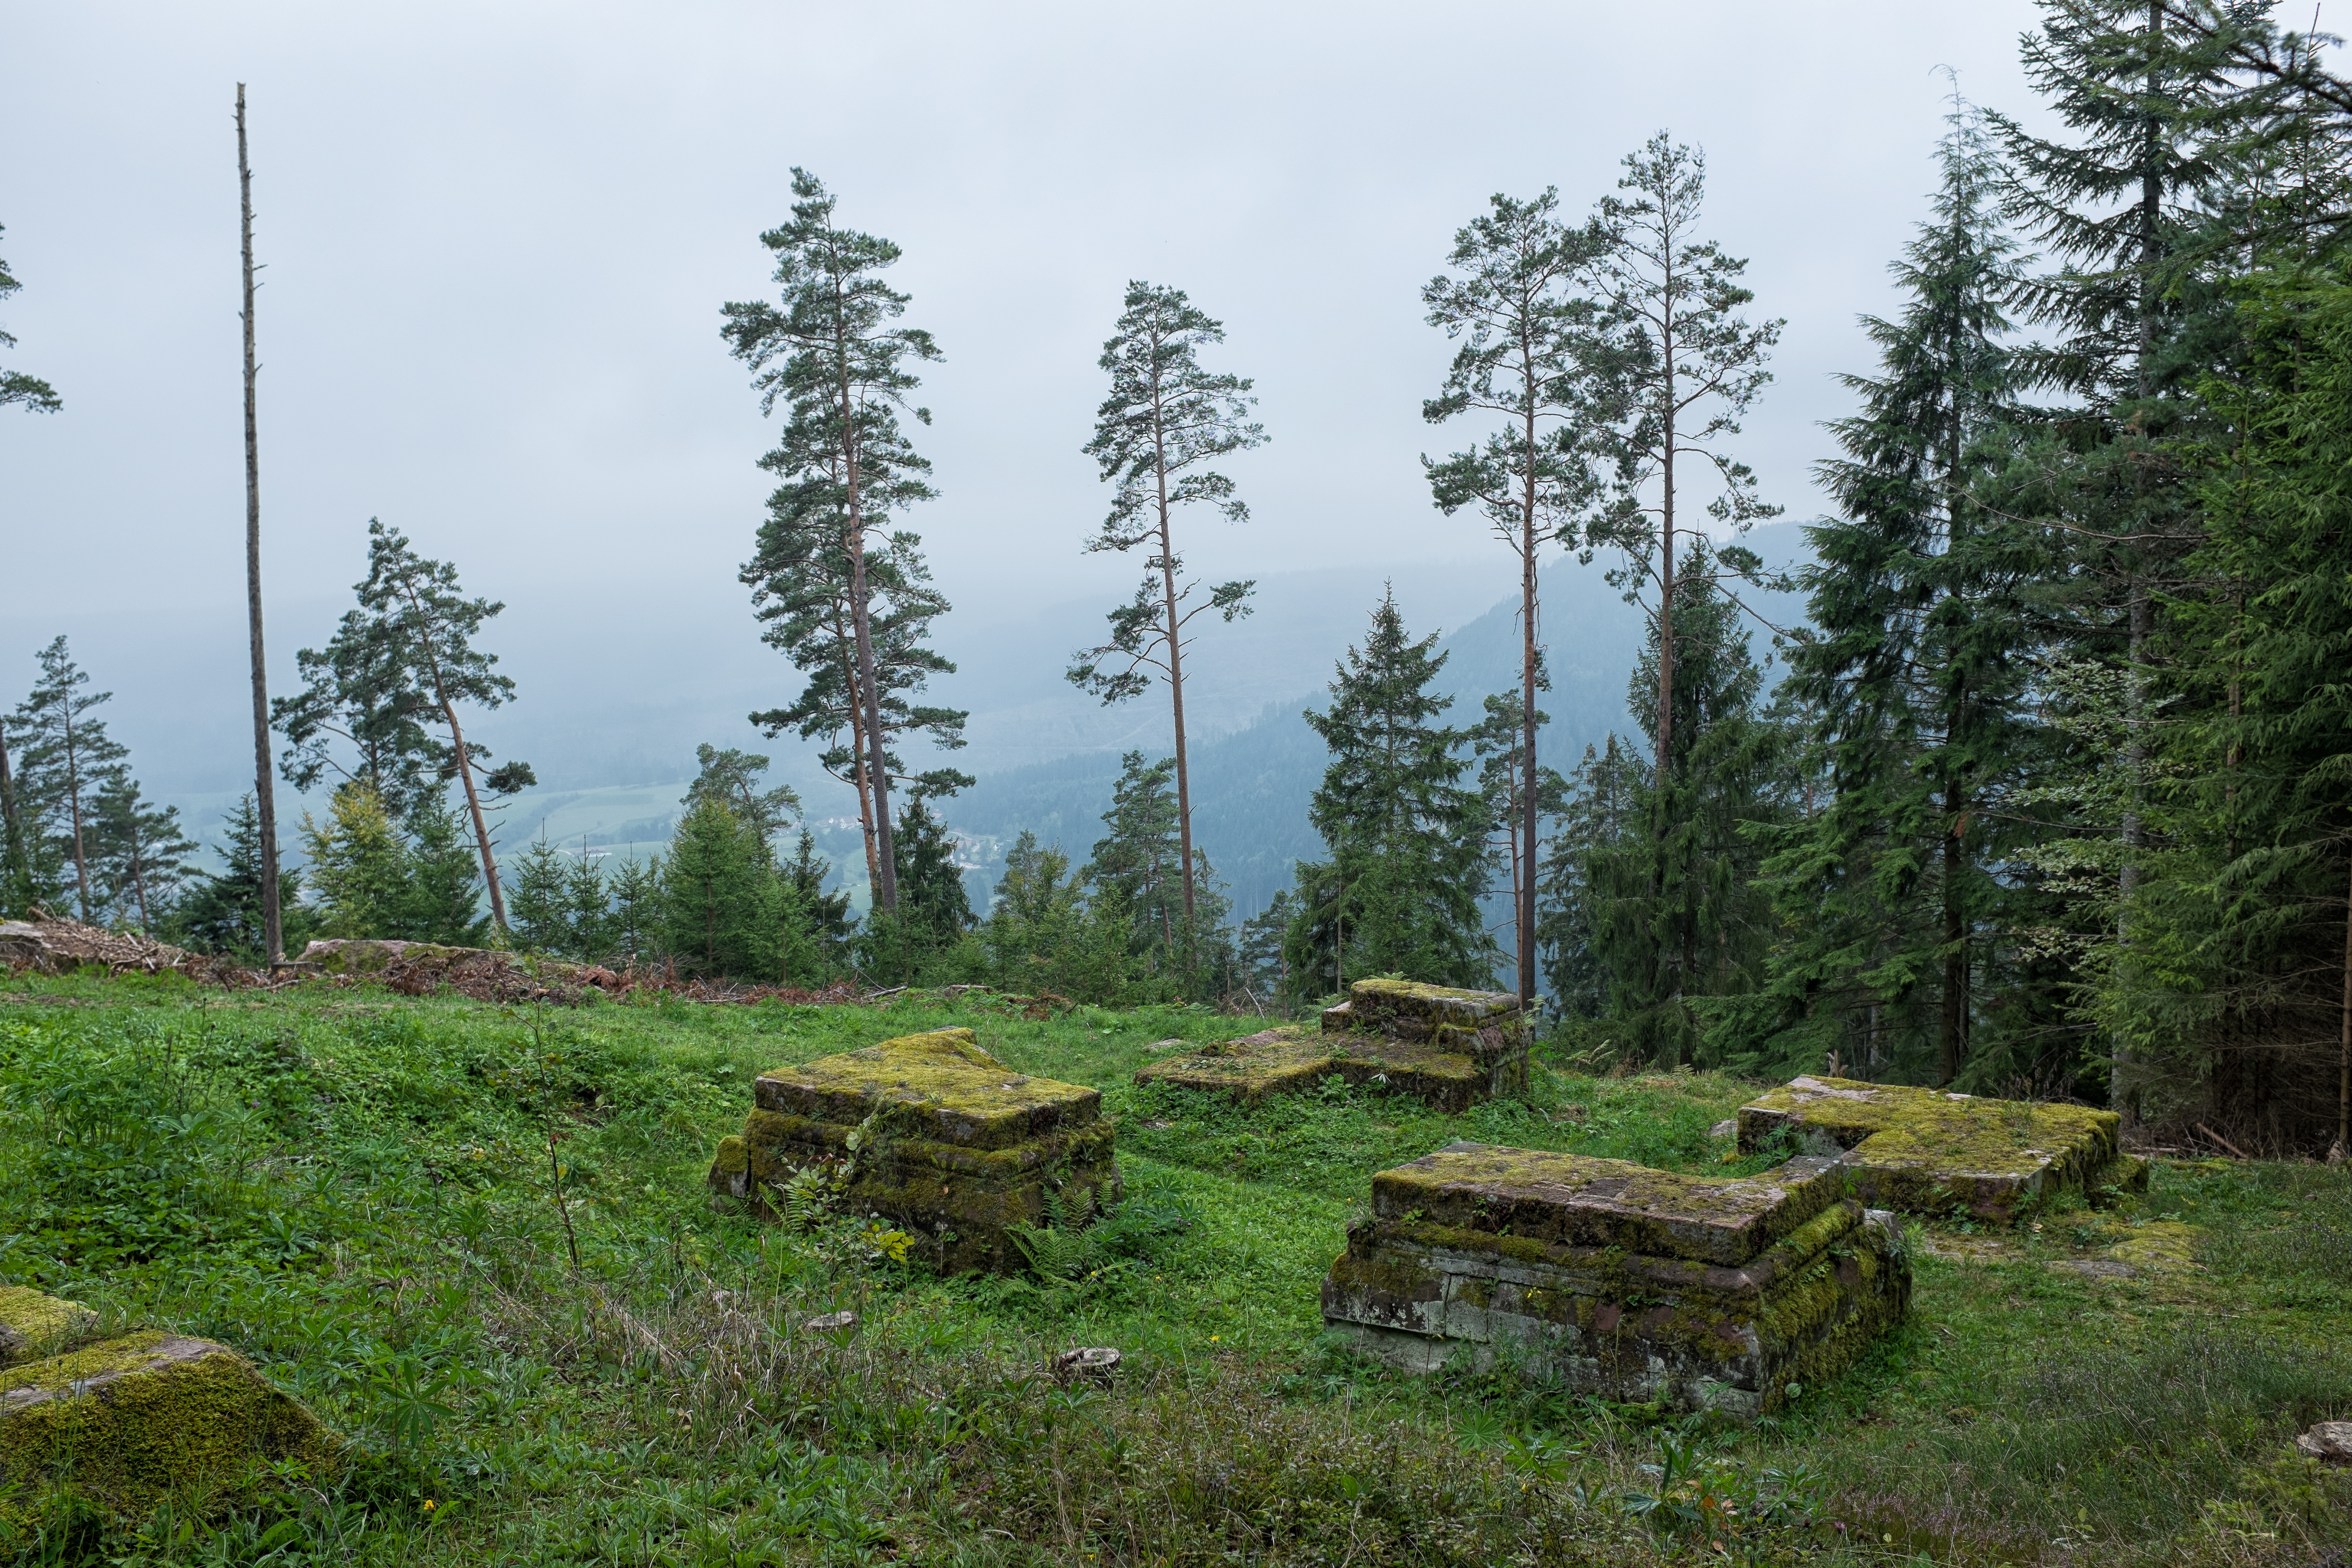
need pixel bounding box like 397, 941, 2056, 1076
0, 0, 2057, 806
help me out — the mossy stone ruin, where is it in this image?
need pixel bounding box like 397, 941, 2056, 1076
1134, 978, 1529, 1112
707, 1027, 1119, 1273
0, 1287, 339, 1515
1737, 1075, 2149, 1222
1320, 1143, 1910, 1416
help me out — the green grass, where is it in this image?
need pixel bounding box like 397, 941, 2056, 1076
0, 971, 2344, 1564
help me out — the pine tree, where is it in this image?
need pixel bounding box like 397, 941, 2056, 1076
682, 745, 802, 851
1069, 282, 1265, 937
1422, 190, 1613, 1004
1237, 888, 1296, 1004
318, 521, 536, 932
0, 225, 61, 416
742, 430, 971, 892
273, 603, 449, 820
723, 168, 943, 915
1584, 134, 1784, 793
302, 783, 410, 939
89, 771, 197, 931
169, 796, 311, 959
11, 637, 129, 922
1285, 589, 1495, 991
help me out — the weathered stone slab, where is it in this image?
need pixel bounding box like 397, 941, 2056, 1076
1321, 1142, 1909, 1416
0, 1328, 339, 1513
709, 1028, 1119, 1273
1137, 979, 1529, 1112
1737, 1075, 2148, 1222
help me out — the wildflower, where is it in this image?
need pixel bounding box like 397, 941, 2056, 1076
422, 1499, 437, 1513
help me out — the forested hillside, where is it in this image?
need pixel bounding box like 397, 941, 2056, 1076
6, 1, 2352, 1159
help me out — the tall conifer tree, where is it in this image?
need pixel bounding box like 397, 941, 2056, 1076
1585, 134, 1784, 793
1422, 192, 1613, 1004
723, 170, 942, 914
1069, 283, 1265, 941
1747, 100, 2042, 1086
1284, 590, 1495, 991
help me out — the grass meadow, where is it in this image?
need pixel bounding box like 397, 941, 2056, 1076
0, 972, 2344, 1565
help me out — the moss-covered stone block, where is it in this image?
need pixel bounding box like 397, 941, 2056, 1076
1737, 1075, 2139, 1222
0, 1332, 340, 1515
1138, 980, 1527, 1113
1321, 1142, 1909, 1416
0, 1288, 97, 1367
297, 939, 474, 975
707, 1028, 1119, 1273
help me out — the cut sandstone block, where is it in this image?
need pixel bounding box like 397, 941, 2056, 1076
708, 1028, 1118, 1273
1737, 1075, 2149, 1223
1321, 1143, 1909, 1416
0, 1323, 338, 1514
1137, 979, 1529, 1112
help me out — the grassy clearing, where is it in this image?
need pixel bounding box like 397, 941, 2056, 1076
0, 972, 2344, 1565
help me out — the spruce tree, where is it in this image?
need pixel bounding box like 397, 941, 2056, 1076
301, 783, 410, 939
661, 797, 794, 980
1069, 282, 1265, 939
1586, 554, 1792, 1066
11, 637, 128, 922
1087, 752, 1186, 964
782, 830, 854, 965
0, 225, 61, 416
1284, 589, 1495, 991
1422, 190, 1612, 1004
723, 169, 943, 914
893, 793, 974, 947
170, 796, 310, 959
1584, 135, 1784, 792
0, 716, 53, 916
1538, 735, 1642, 1021
1741, 100, 2043, 1087
402, 788, 490, 944
509, 834, 576, 955
565, 845, 614, 962
608, 851, 662, 969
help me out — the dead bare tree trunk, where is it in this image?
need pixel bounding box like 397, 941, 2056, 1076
237, 84, 284, 965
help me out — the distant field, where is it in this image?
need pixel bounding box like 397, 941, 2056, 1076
0, 973, 2343, 1564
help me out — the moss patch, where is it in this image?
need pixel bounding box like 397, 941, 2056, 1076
0, 1287, 97, 1367
753, 1027, 1101, 1150
1133, 1025, 1505, 1112
0, 1333, 340, 1516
